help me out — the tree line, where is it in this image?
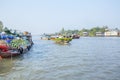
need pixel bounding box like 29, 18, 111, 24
0, 21, 22, 36
58, 26, 119, 36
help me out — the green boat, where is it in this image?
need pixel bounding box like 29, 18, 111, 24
54, 38, 72, 44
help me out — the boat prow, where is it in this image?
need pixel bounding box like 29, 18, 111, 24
0, 50, 21, 58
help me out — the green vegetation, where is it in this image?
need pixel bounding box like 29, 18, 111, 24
0, 21, 3, 32
10, 39, 27, 48
59, 28, 80, 36
54, 38, 72, 43
58, 26, 110, 37
0, 21, 21, 36
3, 27, 12, 34
89, 27, 106, 36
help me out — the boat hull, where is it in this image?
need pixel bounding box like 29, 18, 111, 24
0, 51, 21, 58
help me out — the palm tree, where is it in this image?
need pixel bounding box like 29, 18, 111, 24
0, 21, 3, 32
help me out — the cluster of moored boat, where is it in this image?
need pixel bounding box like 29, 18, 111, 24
41, 34, 80, 44
0, 31, 33, 58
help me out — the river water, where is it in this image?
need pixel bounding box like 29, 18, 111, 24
0, 36, 120, 80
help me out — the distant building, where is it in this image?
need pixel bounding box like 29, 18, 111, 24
104, 29, 120, 37
96, 32, 104, 37
83, 32, 89, 36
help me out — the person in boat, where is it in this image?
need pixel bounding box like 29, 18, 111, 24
5, 37, 11, 44
17, 45, 23, 54
0, 40, 9, 52
0, 32, 7, 40
5, 35, 15, 49
6, 35, 14, 43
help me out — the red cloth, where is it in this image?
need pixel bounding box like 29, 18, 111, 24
0, 45, 9, 52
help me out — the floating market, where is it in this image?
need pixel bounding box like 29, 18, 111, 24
0, 31, 33, 58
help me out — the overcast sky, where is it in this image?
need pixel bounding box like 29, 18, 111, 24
0, 0, 120, 34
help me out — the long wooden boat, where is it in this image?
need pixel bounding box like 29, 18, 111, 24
54, 38, 72, 44
72, 35, 80, 39
0, 31, 33, 58
0, 50, 21, 58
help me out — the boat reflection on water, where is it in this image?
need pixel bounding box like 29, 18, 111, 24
0, 59, 13, 75
0, 55, 25, 75
55, 42, 71, 46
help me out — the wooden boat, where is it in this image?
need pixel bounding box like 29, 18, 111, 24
0, 50, 21, 58
0, 43, 23, 58
0, 32, 33, 58
41, 34, 51, 40
54, 38, 72, 44
72, 35, 80, 39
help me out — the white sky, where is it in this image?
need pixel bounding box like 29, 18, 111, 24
0, 0, 120, 34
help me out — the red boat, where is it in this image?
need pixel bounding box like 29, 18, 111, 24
0, 50, 21, 58
0, 44, 21, 58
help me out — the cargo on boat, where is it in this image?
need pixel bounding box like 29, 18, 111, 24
54, 37, 72, 44
0, 31, 33, 58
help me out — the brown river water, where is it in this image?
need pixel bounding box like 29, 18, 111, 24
0, 36, 120, 80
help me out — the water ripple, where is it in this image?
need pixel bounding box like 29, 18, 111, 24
1, 37, 120, 80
